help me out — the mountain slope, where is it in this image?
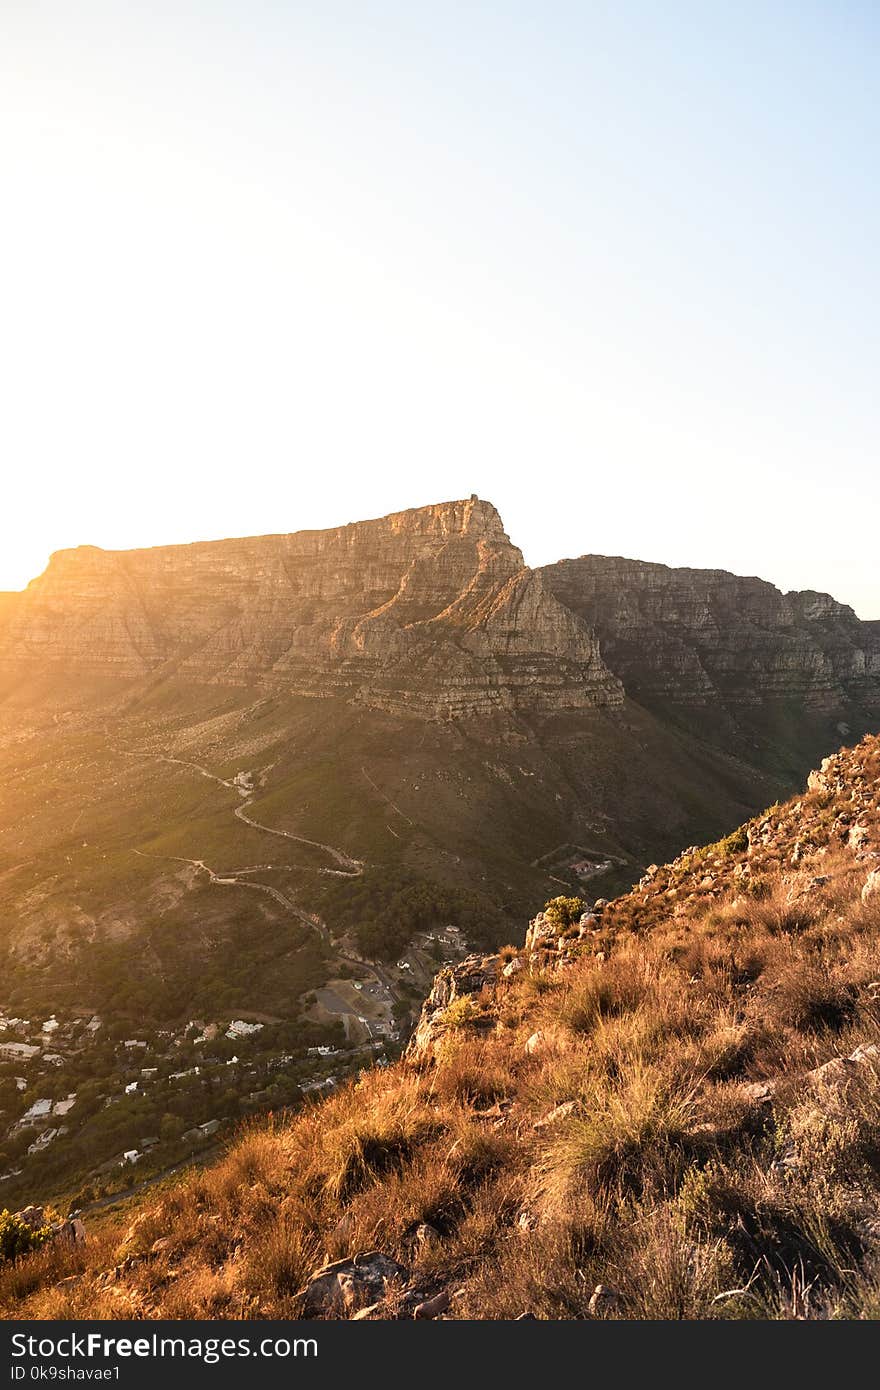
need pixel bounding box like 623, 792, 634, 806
5, 733, 880, 1319
0, 496, 877, 1208
542, 552, 880, 779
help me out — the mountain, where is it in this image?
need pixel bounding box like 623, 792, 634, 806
0, 498, 620, 716
0, 496, 877, 1208
5, 733, 880, 1319
542, 553, 880, 778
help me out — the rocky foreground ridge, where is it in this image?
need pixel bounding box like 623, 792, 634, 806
6, 733, 880, 1320
1, 496, 877, 726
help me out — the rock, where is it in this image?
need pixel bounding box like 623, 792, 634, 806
533, 1100, 577, 1130
741, 1081, 775, 1104
863, 869, 880, 903
51, 1218, 86, 1246
407, 954, 499, 1060
525, 914, 557, 952
524, 1030, 546, 1057
298, 1252, 409, 1317
806, 1042, 880, 1094
15, 1206, 46, 1230
473, 1100, 509, 1122
502, 957, 525, 979
414, 1289, 450, 1319
414, 1223, 441, 1248
350, 1303, 383, 1320
588, 1284, 620, 1317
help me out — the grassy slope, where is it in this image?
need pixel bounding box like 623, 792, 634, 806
6, 734, 880, 1320
0, 676, 793, 1018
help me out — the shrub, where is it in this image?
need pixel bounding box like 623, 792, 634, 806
716, 826, 749, 858
764, 962, 857, 1035
0, 1211, 51, 1264
542, 897, 587, 932
441, 996, 481, 1028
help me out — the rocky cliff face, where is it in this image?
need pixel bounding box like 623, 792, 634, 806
0, 498, 622, 718
3, 502, 877, 730
541, 554, 880, 714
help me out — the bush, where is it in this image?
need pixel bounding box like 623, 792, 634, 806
0, 1211, 51, 1264
716, 826, 749, 857
542, 897, 587, 933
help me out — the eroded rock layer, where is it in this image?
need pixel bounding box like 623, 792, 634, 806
0, 498, 622, 718
542, 554, 880, 713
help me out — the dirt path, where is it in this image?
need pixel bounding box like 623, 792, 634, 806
234, 802, 363, 877
128, 751, 389, 1007
132, 848, 328, 940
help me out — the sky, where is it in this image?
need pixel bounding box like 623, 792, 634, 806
1, 1, 878, 614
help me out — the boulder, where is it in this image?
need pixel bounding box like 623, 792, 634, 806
407, 955, 499, 1061
15, 1205, 46, 1231
51, 1218, 86, 1247
863, 869, 880, 903
414, 1289, 450, 1319
849, 824, 871, 851
299, 1251, 408, 1317
588, 1284, 620, 1317
741, 1081, 775, 1105
533, 1100, 577, 1130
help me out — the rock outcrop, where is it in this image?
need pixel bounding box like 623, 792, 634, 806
0, 498, 622, 718
542, 555, 880, 714
407, 954, 499, 1060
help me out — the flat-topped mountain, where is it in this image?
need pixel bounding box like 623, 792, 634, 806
3, 498, 876, 745
0, 497, 620, 717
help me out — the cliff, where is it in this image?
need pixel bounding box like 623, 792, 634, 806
541, 554, 880, 715
0, 498, 622, 718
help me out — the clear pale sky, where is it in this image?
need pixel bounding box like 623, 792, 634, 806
2, 2, 878, 615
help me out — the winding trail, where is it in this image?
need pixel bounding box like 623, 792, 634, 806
133, 847, 327, 937
125, 749, 392, 1006
233, 802, 363, 878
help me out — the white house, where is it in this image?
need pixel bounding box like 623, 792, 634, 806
0, 1042, 40, 1062
226, 1020, 263, 1040
20, 1098, 53, 1125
